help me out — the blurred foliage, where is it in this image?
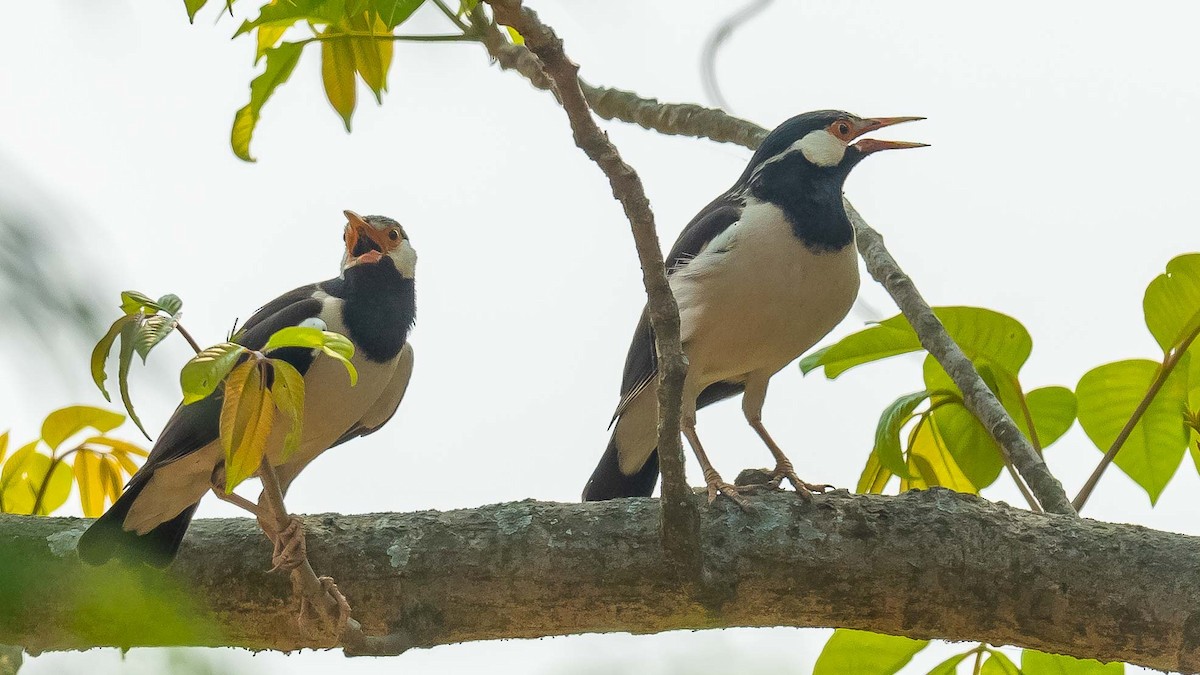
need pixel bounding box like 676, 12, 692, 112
803, 253, 1200, 508
0, 406, 147, 517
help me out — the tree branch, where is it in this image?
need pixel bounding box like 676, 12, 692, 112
480, 0, 700, 558
477, 33, 1075, 516
1, 490, 1195, 670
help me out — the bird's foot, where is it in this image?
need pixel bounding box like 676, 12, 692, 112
267, 516, 307, 574
298, 576, 352, 645
702, 468, 753, 511
767, 460, 832, 499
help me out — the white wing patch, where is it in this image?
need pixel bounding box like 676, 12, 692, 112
298, 317, 328, 331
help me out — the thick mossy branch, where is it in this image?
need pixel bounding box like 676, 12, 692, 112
1, 490, 1196, 671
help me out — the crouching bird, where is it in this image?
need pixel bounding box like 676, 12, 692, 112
583, 111, 925, 506
79, 211, 417, 567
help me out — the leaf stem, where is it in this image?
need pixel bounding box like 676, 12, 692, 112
296, 32, 475, 46
1072, 329, 1198, 511
431, 0, 471, 31
176, 323, 203, 355
972, 645, 985, 675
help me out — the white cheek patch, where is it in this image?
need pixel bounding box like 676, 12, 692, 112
390, 240, 417, 279
795, 129, 847, 167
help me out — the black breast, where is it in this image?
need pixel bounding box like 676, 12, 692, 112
749, 153, 854, 252
321, 259, 416, 363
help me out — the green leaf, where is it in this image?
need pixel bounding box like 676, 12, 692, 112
902, 414, 978, 494
981, 650, 1021, 675
256, 24, 289, 63
156, 294, 183, 316
813, 629, 928, 675
263, 326, 328, 350
856, 447, 893, 494
184, 0, 207, 22
270, 359, 306, 460
91, 315, 136, 402
134, 313, 181, 363
802, 307, 1033, 379
0, 431, 7, 466
231, 42, 305, 162
1076, 359, 1190, 504
117, 319, 151, 440
372, 0, 425, 29
180, 342, 248, 404
1025, 386, 1077, 449
321, 31, 358, 131
1021, 649, 1123, 674
927, 651, 974, 675
235, 0, 346, 37
1143, 253, 1200, 355
874, 390, 932, 477
219, 362, 275, 492
505, 25, 524, 45
321, 332, 358, 385
41, 406, 125, 451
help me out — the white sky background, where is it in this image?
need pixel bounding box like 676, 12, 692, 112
3, 0, 1199, 672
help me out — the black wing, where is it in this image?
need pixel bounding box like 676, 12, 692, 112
130, 283, 328, 477
611, 197, 743, 421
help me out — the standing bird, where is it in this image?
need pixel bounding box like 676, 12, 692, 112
583, 111, 924, 506
79, 211, 417, 566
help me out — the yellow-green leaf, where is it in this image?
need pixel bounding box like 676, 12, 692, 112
1, 453, 71, 515
134, 313, 181, 363
505, 25, 524, 45
923, 357, 1003, 488
0, 431, 8, 466
1143, 253, 1200, 355
184, 0, 207, 22
1021, 649, 1123, 674
180, 342, 248, 404
99, 454, 125, 504
1025, 386, 1077, 449
812, 629, 928, 675
41, 406, 125, 451
91, 315, 136, 402
84, 435, 149, 459
120, 290, 159, 315
348, 14, 391, 103
0, 440, 40, 500
74, 450, 106, 517
231, 42, 304, 162
802, 307, 1033, 379
1076, 359, 1190, 504
373, 0, 425, 29
981, 650, 1021, 675
263, 326, 328, 350
903, 414, 978, 494
219, 362, 275, 492
322, 32, 358, 131
928, 651, 974, 675
856, 448, 893, 495
270, 359, 306, 459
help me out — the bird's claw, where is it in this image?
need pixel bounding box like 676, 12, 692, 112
267, 516, 307, 574
703, 470, 753, 511
767, 463, 832, 499
298, 576, 352, 645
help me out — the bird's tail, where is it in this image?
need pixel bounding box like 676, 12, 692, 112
582, 434, 660, 500
77, 479, 199, 568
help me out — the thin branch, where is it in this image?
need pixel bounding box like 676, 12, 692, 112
175, 323, 202, 355
431, 0, 471, 32
296, 32, 475, 46
699, 0, 772, 112
480, 0, 700, 562
4, 491, 1199, 671
847, 201, 1075, 516
1073, 323, 1200, 511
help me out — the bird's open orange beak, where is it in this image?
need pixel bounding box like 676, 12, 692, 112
849, 117, 928, 154
344, 210, 385, 265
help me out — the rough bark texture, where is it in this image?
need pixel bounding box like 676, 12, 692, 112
1, 490, 1197, 672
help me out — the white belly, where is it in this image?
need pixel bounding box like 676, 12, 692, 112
671, 199, 860, 388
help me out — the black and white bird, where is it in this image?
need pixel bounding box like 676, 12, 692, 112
79, 211, 417, 566
583, 111, 924, 506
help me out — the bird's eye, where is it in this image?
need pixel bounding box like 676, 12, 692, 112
838, 122, 850, 136
388, 229, 400, 241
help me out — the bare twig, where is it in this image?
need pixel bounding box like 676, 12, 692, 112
1073, 323, 1200, 511
699, 0, 773, 112
175, 323, 202, 354
480, 0, 700, 560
